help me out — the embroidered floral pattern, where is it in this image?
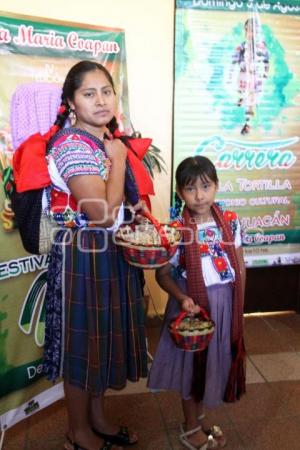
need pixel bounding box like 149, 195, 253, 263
198, 226, 232, 281
47, 128, 111, 228
48, 129, 110, 183
177, 208, 239, 282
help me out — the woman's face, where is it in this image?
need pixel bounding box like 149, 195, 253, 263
69, 69, 116, 133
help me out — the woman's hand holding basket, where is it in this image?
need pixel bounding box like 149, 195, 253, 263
115, 209, 182, 269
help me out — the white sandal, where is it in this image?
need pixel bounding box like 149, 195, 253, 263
198, 414, 227, 448
179, 425, 219, 450
179, 414, 226, 448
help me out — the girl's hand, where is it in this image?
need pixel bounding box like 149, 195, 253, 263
104, 138, 127, 163
180, 296, 200, 315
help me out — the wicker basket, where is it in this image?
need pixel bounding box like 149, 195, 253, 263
168, 309, 215, 352
115, 211, 181, 269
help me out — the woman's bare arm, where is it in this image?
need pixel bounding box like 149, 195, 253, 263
68, 138, 127, 227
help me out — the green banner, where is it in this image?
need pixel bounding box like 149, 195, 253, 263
174, 0, 300, 266
0, 14, 125, 60
0, 11, 129, 430
0, 358, 44, 398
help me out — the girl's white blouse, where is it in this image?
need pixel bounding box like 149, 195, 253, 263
169, 219, 242, 287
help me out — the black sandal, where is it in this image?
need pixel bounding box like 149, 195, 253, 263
65, 434, 113, 450
92, 425, 138, 446
73, 444, 112, 450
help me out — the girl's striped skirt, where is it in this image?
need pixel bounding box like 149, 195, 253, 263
43, 229, 148, 393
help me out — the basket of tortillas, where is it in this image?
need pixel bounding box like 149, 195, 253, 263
168, 309, 215, 352
115, 210, 182, 269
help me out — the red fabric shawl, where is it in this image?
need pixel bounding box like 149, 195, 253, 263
13, 128, 154, 212
13, 125, 59, 193
182, 203, 246, 403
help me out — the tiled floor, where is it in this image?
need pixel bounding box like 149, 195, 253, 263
3, 311, 300, 450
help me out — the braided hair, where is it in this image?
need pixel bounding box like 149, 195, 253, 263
170, 192, 183, 220
54, 100, 70, 128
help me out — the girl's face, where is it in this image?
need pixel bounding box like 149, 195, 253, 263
177, 175, 218, 222
68, 69, 116, 134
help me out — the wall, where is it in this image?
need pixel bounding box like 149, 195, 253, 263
1, 0, 174, 315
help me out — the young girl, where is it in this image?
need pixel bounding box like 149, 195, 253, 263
148, 156, 246, 450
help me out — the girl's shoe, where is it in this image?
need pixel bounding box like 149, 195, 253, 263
197, 414, 226, 448
179, 415, 226, 448
179, 425, 219, 450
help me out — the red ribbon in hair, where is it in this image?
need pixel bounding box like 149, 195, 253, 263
57, 105, 66, 115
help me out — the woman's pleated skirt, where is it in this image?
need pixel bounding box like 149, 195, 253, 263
43, 229, 148, 393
